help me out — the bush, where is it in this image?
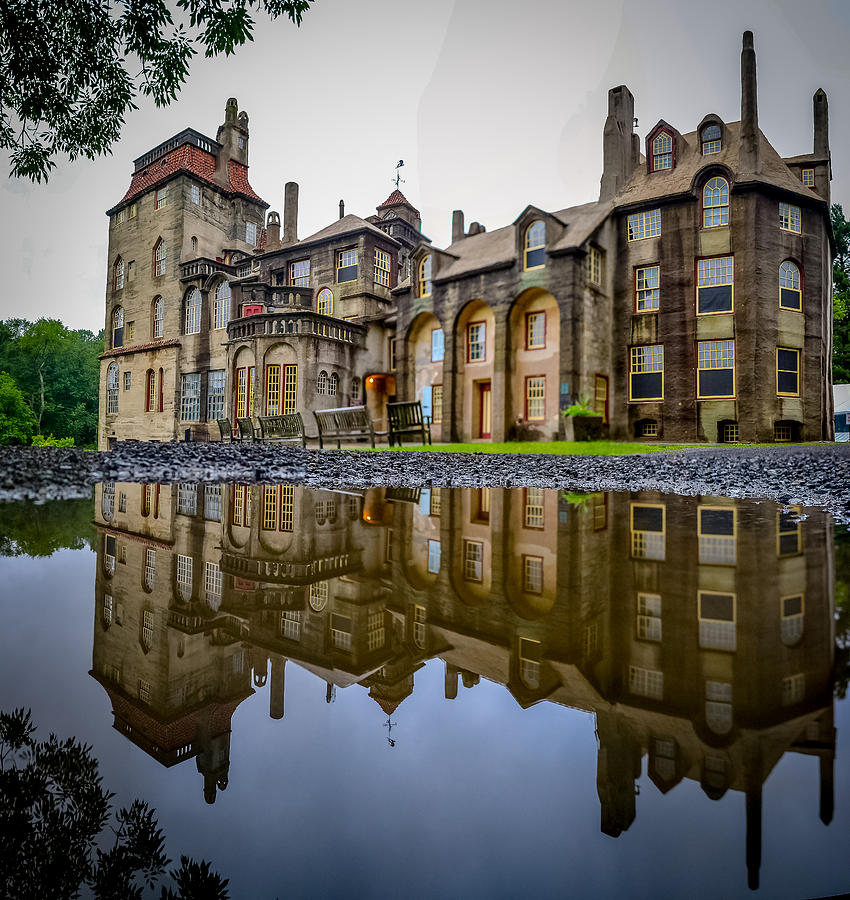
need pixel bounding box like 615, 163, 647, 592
563, 396, 598, 418
31, 434, 75, 447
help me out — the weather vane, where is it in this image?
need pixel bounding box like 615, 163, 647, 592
393, 160, 405, 190
384, 713, 397, 748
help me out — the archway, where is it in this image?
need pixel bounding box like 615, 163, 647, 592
407, 311, 445, 442
455, 299, 495, 442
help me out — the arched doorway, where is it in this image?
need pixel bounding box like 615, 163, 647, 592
455, 299, 495, 442
408, 312, 445, 442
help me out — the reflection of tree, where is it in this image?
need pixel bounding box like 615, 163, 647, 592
0, 497, 94, 557
0, 709, 229, 899
834, 525, 850, 699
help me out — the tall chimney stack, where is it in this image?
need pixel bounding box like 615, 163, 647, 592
814, 89, 829, 158
283, 181, 299, 245
452, 209, 465, 243
599, 85, 635, 201
739, 31, 760, 174
265, 211, 281, 251
339, 199, 345, 219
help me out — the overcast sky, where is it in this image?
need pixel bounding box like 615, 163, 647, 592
2, 0, 849, 332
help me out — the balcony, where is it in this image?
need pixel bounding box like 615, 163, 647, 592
219, 549, 363, 584
227, 310, 365, 346
180, 257, 237, 282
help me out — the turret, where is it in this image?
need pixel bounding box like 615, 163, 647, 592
214, 98, 249, 187
599, 85, 636, 201
266, 211, 281, 252
739, 31, 760, 174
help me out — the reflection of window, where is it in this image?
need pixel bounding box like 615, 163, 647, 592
628, 209, 661, 241
309, 581, 329, 611
705, 681, 733, 733
280, 485, 294, 532
630, 503, 665, 560
635, 265, 660, 312
630, 665, 663, 700
281, 610, 301, 641
474, 487, 491, 523
467, 322, 485, 362
367, 611, 385, 650
524, 487, 544, 528
176, 554, 193, 601
654, 738, 676, 780
262, 485, 277, 531
592, 492, 607, 530
698, 507, 737, 565
102, 594, 113, 627
204, 484, 222, 521
523, 555, 544, 594
144, 548, 156, 591
698, 591, 736, 651
781, 594, 804, 645
637, 593, 661, 641
177, 482, 197, 515
782, 673, 805, 705
413, 605, 426, 648
697, 340, 735, 399
463, 539, 483, 582
204, 562, 221, 609
141, 610, 154, 651
778, 507, 802, 556
430, 488, 442, 517
102, 482, 115, 521
629, 346, 663, 401
331, 613, 352, 650
697, 257, 734, 314
519, 638, 541, 688
138, 679, 152, 704
779, 202, 801, 233
427, 540, 441, 574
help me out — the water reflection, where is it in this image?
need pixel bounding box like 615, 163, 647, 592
92, 483, 836, 891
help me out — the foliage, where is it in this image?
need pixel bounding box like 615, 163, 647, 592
0, 0, 314, 182
31, 434, 75, 447
833, 524, 850, 699
0, 497, 95, 557
0, 318, 102, 446
561, 492, 591, 507
562, 396, 599, 418
373, 440, 695, 455
832, 204, 850, 384
0, 708, 229, 898
0, 371, 37, 445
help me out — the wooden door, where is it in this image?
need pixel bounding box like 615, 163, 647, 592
479, 382, 492, 438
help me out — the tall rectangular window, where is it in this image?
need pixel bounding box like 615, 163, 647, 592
432, 385, 443, 424
154, 241, 166, 276
637, 593, 662, 641
290, 259, 310, 286
467, 322, 485, 362
374, 248, 391, 286
519, 638, 542, 689
523, 555, 544, 593
245, 222, 257, 245
627, 208, 661, 241
265, 364, 281, 415
331, 614, 352, 650
697, 257, 734, 314
585, 246, 603, 285
280, 485, 294, 531
463, 540, 484, 581
629, 666, 663, 700
337, 248, 358, 282
180, 373, 201, 420
777, 507, 802, 557
431, 328, 445, 361
235, 367, 247, 419
153, 299, 164, 337
207, 370, 226, 420
281, 611, 302, 642
144, 549, 156, 590
698, 591, 737, 651
204, 484, 222, 521
204, 562, 222, 606
801, 169, 815, 187
262, 485, 277, 531
191, 184, 201, 204
630, 503, 665, 560
177, 483, 197, 515
629, 345, 664, 401
526, 312, 545, 349
427, 540, 441, 574
697, 340, 735, 399
524, 487, 544, 528
155, 186, 167, 209
698, 507, 737, 565
176, 554, 193, 601
283, 364, 297, 414
776, 348, 800, 396
635, 265, 660, 312
232, 485, 245, 526
526, 376, 545, 420
779, 202, 801, 233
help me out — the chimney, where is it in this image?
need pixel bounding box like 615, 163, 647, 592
452, 209, 465, 243
814, 88, 829, 158
265, 211, 281, 251
283, 181, 299, 245
339, 199, 345, 219
739, 31, 760, 174
599, 85, 636, 201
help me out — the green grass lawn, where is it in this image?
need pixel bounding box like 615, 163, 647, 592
371, 440, 696, 455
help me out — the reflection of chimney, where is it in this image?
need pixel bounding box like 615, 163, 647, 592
740, 31, 760, 174
452, 209, 465, 243
599, 85, 636, 200
266, 211, 281, 251
820, 752, 834, 825
339, 199, 345, 219
445, 663, 459, 700
283, 181, 299, 244
269, 656, 285, 720
596, 712, 638, 837
746, 787, 761, 890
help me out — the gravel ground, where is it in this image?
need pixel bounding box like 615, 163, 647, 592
2, 442, 850, 520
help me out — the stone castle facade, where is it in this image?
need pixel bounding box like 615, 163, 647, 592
99, 33, 834, 447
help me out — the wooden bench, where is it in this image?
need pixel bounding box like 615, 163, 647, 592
216, 418, 235, 442
314, 406, 376, 449
387, 400, 432, 447
237, 417, 257, 442
257, 413, 309, 447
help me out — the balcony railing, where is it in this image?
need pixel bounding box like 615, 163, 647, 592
219, 549, 363, 584
227, 310, 364, 345
180, 257, 237, 282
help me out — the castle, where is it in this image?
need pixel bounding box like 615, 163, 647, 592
99, 32, 835, 447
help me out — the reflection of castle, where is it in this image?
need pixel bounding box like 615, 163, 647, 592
92, 483, 836, 888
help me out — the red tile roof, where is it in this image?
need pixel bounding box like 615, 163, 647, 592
117, 143, 266, 208
99, 338, 181, 360
377, 189, 413, 209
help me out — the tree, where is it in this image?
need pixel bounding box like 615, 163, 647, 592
0, 0, 314, 183
0, 496, 95, 557
0, 371, 37, 445
0, 708, 230, 898
831, 203, 850, 384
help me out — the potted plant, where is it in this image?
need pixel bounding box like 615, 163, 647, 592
562, 396, 604, 441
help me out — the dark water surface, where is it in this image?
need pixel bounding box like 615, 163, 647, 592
1, 484, 848, 899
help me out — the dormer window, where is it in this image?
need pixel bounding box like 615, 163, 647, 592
419, 255, 432, 297
651, 132, 673, 170
524, 220, 546, 270
701, 124, 722, 155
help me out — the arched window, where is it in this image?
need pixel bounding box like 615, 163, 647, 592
152, 296, 164, 338
153, 238, 167, 277
102, 482, 115, 521
524, 220, 546, 270
317, 370, 329, 394
701, 124, 722, 155
213, 281, 231, 329
702, 177, 729, 227
191, 236, 198, 254
113, 256, 125, 291
185, 288, 202, 334
106, 363, 119, 413
145, 370, 156, 412
779, 261, 802, 311
328, 372, 339, 395
351, 376, 361, 401
652, 131, 673, 170
111, 306, 124, 349
317, 288, 333, 316
419, 255, 432, 297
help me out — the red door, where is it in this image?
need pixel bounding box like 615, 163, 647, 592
478, 382, 492, 438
